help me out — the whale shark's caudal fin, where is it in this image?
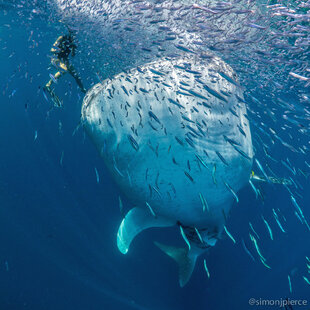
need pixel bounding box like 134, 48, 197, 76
154, 242, 198, 287
117, 207, 175, 254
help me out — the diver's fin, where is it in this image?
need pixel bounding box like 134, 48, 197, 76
51, 92, 63, 107
117, 207, 174, 254
43, 86, 63, 107
154, 242, 197, 287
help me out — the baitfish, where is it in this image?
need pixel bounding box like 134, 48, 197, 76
127, 134, 139, 151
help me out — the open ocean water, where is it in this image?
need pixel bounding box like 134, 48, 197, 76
0, 1, 309, 309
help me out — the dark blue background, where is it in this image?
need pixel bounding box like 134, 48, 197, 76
0, 5, 309, 310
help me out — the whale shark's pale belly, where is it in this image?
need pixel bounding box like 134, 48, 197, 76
82, 54, 253, 231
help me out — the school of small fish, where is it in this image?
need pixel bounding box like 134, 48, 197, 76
3, 0, 310, 291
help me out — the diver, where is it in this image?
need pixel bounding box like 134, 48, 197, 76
44, 28, 86, 107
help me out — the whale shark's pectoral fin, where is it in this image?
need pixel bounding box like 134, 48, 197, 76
117, 207, 175, 255
154, 242, 198, 287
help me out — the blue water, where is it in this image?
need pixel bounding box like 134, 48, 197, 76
1, 3, 309, 310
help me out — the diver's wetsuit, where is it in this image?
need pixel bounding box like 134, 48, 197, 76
45, 32, 86, 106
54, 34, 76, 61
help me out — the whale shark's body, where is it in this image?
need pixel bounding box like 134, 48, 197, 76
82, 54, 253, 286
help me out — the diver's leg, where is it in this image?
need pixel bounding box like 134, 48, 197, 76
44, 70, 65, 107
45, 57, 66, 92
54, 71, 63, 81
67, 64, 86, 93
45, 78, 53, 89
46, 70, 63, 89
48, 60, 68, 107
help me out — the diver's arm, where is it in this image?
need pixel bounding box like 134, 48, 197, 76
50, 36, 63, 53
71, 43, 77, 57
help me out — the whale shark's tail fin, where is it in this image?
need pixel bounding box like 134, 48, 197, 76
117, 207, 175, 254
154, 242, 198, 287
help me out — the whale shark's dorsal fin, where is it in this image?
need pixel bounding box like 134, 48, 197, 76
117, 207, 175, 254
154, 242, 198, 287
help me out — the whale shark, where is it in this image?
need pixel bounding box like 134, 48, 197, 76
81, 53, 253, 286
